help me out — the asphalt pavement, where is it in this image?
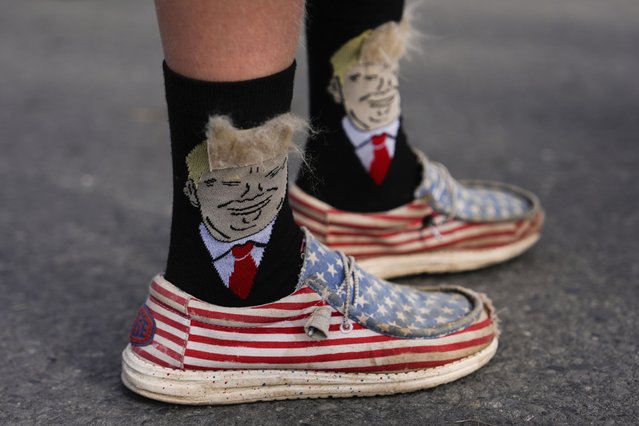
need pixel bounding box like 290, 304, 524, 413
1, 0, 638, 424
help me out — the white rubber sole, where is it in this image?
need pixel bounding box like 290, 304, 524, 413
121, 338, 498, 405
357, 232, 540, 280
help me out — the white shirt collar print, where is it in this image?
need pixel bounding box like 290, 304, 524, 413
199, 220, 275, 262
342, 116, 400, 149
199, 220, 275, 287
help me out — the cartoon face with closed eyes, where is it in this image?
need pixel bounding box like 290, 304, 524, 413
334, 62, 401, 131
184, 152, 288, 242
328, 20, 409, 132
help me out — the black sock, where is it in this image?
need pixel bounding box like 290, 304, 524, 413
163, 62, 304, 307
297, 0, 421, 212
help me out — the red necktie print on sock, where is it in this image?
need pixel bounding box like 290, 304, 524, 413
369, 133, 391, 185
228, 241, 257, 299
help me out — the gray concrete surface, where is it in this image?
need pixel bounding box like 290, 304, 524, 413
1, 0, 638, 424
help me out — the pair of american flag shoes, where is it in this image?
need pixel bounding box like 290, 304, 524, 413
122, 228, 499, 405
290, 149, 544, 280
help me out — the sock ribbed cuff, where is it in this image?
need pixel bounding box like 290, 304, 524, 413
163, 60, 296, 130
307, 0, 404, 27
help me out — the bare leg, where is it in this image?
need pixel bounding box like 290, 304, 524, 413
155, 0, 304, 81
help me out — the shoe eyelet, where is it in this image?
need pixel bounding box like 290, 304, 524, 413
340, 320, 353, 334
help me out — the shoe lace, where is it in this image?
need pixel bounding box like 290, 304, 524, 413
336, 251, 361, 334
427, 160, 459, 240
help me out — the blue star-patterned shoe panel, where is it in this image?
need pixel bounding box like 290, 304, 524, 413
413, 151, 538, 223
297, 231, 483, 339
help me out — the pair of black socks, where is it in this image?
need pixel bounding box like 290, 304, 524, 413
163, 0, 420, 306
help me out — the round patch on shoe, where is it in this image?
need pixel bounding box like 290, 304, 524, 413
129, 305, 156, 347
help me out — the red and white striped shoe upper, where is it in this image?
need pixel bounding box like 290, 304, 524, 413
129, 272, 496, 373
289, 183, 543, 259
